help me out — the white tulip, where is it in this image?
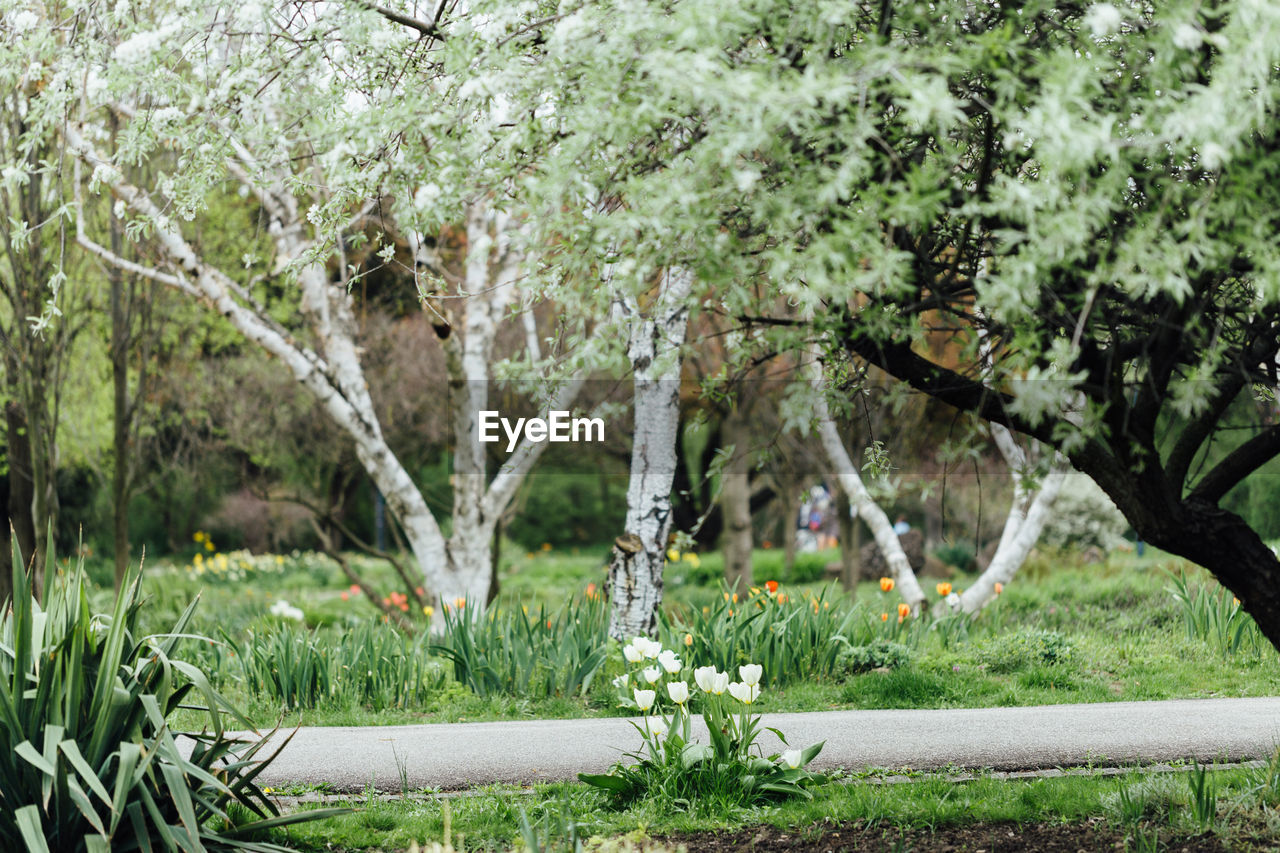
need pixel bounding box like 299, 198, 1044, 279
667, 681, 689, 704
727, 681, 760, 704
710, 671, 729, 695
646, 717, 668, 738
693, 665, 717, 692
781, 749, 802, 769
642, 666, 662, 684
658, 649, 682, 674
633, 688, 656, 711
640, 638, 663, 659
739, 663, 763, 686
612, 673, 629, 688
623, 643, 644, 663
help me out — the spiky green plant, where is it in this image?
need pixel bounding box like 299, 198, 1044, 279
0, 535, 345, 851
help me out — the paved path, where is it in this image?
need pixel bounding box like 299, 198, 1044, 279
209, 697, 1280, 792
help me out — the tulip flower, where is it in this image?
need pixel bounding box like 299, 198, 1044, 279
694, 665, 718, 692
739, 663, 763, 686
684, 633, 693, 646
612, 673, 629, 688
881, 612, 889, 622
633, 688, 656, 711
623, 643, 644, 663
667, 681, 689, 704
710, 671, 729, 695
640, 637, 663, 658
880, 577, 894, 592
781, 749, 802, 769
936, 582, 953, 597
765, 580, 779, 595
994, 582, 1003, 595
728, 681, 760, 704
897, 602, 911, 619
642, 666, 662, 684
646, 717, 668, 738
658, 649, 682, 673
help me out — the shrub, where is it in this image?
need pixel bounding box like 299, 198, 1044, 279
933, 543, 976, 572
1038, 473, 1128, 552
0, 539, 343, 850
977, 629, 1074, 673
837, 640, 912, 674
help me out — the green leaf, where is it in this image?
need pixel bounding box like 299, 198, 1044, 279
577, 772, 632, 792
14, 805, 51, 853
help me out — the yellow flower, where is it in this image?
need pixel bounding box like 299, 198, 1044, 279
204, 540, 215, 552
193, 531, 205, 543
936, 582, 953, 597
683, 553, 700, 568
684, 633, 693, 646
423, 605, 434, 617
667, 549, 681, 562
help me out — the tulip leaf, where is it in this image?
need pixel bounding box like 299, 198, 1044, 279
578, 772, 631, 792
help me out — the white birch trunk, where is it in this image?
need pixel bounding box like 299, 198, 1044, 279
607, 267, 693, 640
808, 357, 928, 612
953, 425, 1069, 613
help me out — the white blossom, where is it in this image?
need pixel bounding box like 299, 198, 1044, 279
1083, 4, 1123, 37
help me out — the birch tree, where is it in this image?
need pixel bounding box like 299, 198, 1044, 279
20, 0, 577, 610
605, 266, 693, 639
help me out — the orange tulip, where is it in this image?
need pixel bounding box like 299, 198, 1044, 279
936, 582, 953, 597
994, 582, 1003, 595
879, 577, 894, 592
684, 633, 693, 646
765, 580, 779, 594
881, 612, 889, 622
897, 602, 911, 619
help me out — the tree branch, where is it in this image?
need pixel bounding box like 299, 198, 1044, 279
1190, 423, 1280, 504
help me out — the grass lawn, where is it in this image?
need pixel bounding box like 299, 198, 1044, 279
262, 763, 1280, 851
83, 542, 1280, 731
65, 542, 1280, 850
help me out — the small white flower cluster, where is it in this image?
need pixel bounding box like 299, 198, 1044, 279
269, 599, 304, 622
614, 634, 768, 715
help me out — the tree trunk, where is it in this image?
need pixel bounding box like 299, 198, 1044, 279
809, 359, 927, 611
782, 491, 799, 577
5, 401, 37, 599
955, 427, 1068, 613
721, 414, 753, 588
836, 490, 859, 593
606, 267, 692, 640
110, 207, 131, 588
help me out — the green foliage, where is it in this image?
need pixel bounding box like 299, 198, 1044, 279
432, 595, 610, 699
0, 538, 344, 851
934, 543, 976, 573
837, 640, 912, 674
222, 622, 448, 711
583, 647, 824, 810
660, 584, 855, 686
1166, 571, 1265, 657
1187, 763, 1217, 830
977, 629, 1073, 674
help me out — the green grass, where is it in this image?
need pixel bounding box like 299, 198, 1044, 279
91, 544, 1280, 734
265, 764, 1280, 851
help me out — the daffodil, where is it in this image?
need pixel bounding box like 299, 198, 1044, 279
739, 663, 762, 686
633, 688, 656, 711
667, 681, 689, 704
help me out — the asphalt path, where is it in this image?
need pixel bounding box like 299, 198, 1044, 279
198, 697, 1280, 792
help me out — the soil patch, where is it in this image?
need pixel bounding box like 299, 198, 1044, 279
663, 820, 1235, 852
